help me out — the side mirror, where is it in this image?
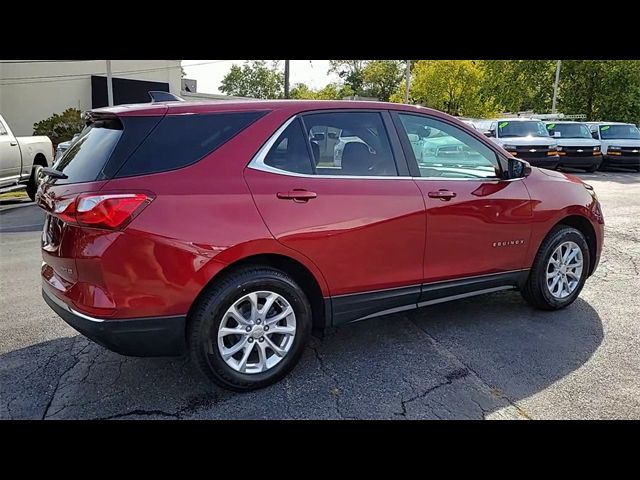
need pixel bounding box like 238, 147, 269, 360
591, 131, 599, 139
407, 133, 420, 142
484, 130, 495, 138
552, 131, 561, 138
506, 157, 531, 179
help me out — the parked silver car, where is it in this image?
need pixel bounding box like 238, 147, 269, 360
54, 133, 80, 162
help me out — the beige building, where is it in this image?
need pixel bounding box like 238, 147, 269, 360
0, 60, 183, 136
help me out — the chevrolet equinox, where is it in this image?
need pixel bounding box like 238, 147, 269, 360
37, 99, 604, 391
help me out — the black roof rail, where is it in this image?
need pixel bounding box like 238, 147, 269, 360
148, 91, 185, 103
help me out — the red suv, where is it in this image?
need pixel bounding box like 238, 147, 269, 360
37, 99, 604, 391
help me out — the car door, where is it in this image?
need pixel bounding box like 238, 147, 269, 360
0, 119, 22, 184
244, 110, 426, 325
391, 111, 533, 300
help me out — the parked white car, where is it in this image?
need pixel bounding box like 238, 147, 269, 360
0, 114, 53, 200
586, 122, 640, 171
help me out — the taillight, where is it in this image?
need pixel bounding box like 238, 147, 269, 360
52, 192, 153, 230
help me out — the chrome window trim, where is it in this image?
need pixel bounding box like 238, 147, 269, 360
247, 113, 517, 182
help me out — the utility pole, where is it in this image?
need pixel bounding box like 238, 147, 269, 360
284, 60, 290, 99
404, 60, 411, 104
552, 60, 562, 114
106, 60, 114, 107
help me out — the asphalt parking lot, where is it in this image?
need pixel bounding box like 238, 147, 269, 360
1, 170, 639, 420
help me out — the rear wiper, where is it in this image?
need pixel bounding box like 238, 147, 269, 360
42, 167, 68, 179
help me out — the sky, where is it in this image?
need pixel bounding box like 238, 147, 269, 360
181, 60, 340, 94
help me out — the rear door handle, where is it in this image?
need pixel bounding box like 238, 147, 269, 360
427, 189, 457, 200
276, 189, 317, 202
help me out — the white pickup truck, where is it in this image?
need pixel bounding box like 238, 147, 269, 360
0, 114, 53, 200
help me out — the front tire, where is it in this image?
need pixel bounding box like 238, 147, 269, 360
26, 164, 44, 201
188, 266, 312, 391
521, 226, 590, 310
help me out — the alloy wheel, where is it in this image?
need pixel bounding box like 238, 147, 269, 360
216, 291, 296, 374
546, 241, 584, 299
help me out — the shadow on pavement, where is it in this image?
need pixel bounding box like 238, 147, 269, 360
0, 292, 603, 420
0, 204, 44, 233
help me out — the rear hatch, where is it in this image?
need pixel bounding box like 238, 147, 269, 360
37, 104, 269, 315
37, 109, 166, 311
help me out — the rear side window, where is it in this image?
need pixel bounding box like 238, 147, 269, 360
52, 118, 123, 184
264, 119, 315, 174
116, 111, 267, 177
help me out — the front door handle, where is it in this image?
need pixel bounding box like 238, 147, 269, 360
276, 189, 317, 202
9, 141, 18, 146
427, 189, 457, 201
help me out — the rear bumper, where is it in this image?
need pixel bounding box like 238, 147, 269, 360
558, 154, 602, 169
42, 288, 186, 357
601, 154, 640, 169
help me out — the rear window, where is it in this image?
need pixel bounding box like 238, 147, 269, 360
52, 118, 123, 184
115, 111, 268, 177
51, 110, 268, 184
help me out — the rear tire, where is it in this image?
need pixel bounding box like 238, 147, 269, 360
188, 266, 312, 391
521, 226, 590, 310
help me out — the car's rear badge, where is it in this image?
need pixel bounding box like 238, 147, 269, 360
493, 240, 525, 247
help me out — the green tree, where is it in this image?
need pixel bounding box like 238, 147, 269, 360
33, 108, 85, 147
361, 60, 404, 101
219, 60, 283, 99
329, 60, 368, 93
558, 60, 640, 123
392, 60, 498, 117
478, 60, 556, 113
290, 82, 354, 100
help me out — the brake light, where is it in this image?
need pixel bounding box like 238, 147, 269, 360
52, 193, 153, 230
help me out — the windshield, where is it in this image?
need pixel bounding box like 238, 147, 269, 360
498, 120, 549, 138
600, 124, 640, 140
547, 123, 591, 139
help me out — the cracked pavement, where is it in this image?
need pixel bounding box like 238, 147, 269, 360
1, 171, 639, 419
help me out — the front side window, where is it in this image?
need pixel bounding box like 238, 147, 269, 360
0, 122, 7, 135
498, 120, 549, 138
301, 111, 398, 176
600, 124, 640, 140
397, 114, 500, 179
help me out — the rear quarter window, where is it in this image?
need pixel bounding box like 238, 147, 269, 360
115, 111, 268, 177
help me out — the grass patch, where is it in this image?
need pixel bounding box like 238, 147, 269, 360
0, 190, 28, 200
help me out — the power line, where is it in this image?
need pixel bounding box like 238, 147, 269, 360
0, 60, 229, 84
